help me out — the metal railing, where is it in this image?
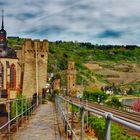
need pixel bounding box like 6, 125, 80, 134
0, 95, 43, 140
55, 95, 140, 140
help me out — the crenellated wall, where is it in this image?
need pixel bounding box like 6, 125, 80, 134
21, 39, 48, 98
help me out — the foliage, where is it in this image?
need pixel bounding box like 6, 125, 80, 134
70, 104, 79, 112
106, 96, 123, 108
8, 37, 24, 49
83, 90, 108, 103
48, 90, 59, 101
11, 94, 27, 118
127, 88, 134, 95
88, 116, 139, 140
8, 38, 140, 89
47, 41, 140, 89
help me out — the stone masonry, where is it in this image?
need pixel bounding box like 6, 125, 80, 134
21, 39, 48, 98
67, 61, 76, 96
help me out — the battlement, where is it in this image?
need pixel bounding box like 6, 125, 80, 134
24, 39, 49, 52
22, 38, 49, 98
68, 61, 75, 70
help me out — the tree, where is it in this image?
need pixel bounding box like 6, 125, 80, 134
106, 97, 122, 108
127, 88, 133, 95
83, 90, 108, 103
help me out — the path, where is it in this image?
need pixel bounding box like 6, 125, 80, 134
12, 102, 65, 140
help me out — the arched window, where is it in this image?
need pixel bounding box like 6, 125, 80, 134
0, 62, 4, 89
10, 64, 16, 89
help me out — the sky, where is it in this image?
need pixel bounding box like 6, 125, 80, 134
0, 0, 140, 45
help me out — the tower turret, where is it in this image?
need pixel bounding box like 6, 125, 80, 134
0, 9, 7, 56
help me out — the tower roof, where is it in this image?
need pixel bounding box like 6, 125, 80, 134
1, 9, 4, 29
0, 9, 6, 33
0, 9, 7, 51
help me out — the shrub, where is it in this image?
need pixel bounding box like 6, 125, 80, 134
11, 94, 27, 118
106, 97, 123, 108
88, 116, 139, 140
83, 90, 108, 103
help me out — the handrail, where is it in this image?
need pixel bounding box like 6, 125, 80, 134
0, 95, 43, 140
55, 95, 140, 140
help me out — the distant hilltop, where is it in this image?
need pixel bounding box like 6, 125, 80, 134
8, 36, 20, 39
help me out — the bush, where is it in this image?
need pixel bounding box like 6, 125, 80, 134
11, 94, 27, 118
88, 116, 139, 140
83, 90, 108, 103
106, 97, 123, 108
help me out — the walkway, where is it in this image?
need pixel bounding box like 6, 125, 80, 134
12, 102, 65, 140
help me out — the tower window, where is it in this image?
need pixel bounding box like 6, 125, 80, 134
10, 64, 16, 89
41, 55, 44, 58
0, 62, 4, 89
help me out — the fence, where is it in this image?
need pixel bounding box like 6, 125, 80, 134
0, 95, 43, 140
55, 95, 140, 140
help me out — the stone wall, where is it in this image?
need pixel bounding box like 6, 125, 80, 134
22, 39, 48, 98
67, 61, 76, 96
0, 58, 20, 99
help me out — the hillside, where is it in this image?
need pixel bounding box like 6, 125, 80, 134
7, 38, 140, 91
48, 41, 140, 92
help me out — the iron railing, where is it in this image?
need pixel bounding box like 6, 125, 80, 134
55, 95, 140, 140
0, 95, 43, 140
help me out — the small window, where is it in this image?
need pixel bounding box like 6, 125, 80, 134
10, 64, 16, 89
0, 62, 4, 88
41, 55, 44, 58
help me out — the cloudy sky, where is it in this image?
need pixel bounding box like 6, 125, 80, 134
0, 0, 140, 45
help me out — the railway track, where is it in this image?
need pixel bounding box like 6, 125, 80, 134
69, 97, 140, 126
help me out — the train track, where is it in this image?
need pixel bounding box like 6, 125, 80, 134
69, 97, 140, 126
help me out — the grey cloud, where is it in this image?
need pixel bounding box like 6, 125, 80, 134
98, 30, 123, 38
0, 0, 140, 45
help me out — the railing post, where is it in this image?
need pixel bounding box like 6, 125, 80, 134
0, 130, 2, 140
25, 99, 27, 121
71, 102, 74, 140
28, 100, 30, 120
21, 98, 23, 127
16, 100, 18, 132
105, 113, 112, 140
86, 99, 88, 129
66, 100, 69, 140
8, 101, 11, 140
28, 99, 30, 121
81, 106, 84, 140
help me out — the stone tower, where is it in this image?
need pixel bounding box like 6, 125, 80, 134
67, 61, 76, 96
22, 39, 48, 98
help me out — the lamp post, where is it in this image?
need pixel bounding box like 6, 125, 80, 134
35, 41, 39, 106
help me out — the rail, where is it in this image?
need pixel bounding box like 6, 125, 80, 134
0, 95, 43, 140
55, 95, 140, 140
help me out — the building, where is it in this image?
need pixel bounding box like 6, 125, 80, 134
52, 74, 61, 92
0, 10, 20, 99
16, 39, 49, 98
0, 10, 49, 99
0, 10, 49, 129
67, 61, 76, 96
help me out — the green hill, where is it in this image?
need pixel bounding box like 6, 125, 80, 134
7, 38, 140, 91
48, 41, 140, 90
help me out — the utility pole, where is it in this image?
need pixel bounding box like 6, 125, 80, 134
35, 41, 39, 106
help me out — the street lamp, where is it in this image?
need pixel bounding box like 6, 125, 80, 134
35, 41, 39, 106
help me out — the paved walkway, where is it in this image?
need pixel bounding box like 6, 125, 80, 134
12, 102, 65, 140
